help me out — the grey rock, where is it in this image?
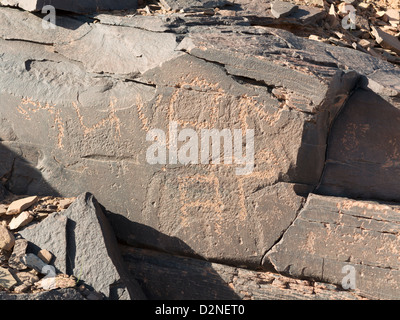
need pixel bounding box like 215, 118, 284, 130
19, 213, 67, 273
61, 193, 146, 300
8, 239, 28, 270
263, 194, 400, 300
271, 1, 298, 19
0, 0, 138, 14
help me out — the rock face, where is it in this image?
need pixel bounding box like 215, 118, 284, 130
0, 0, 138, 13
1, 0, 400, 300
263, 194, 400, 299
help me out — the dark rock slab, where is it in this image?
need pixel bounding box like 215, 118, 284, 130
159, 0, 229, 11
0, 288, 85, 300
0, 0, 138, 14
317, 88, 400, 203
61, 193, 146, 300
19, 213, 68, 273
121, 246, 367, 300
263, 194, 400, 300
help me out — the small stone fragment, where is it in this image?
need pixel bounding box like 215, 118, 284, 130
58, 199, 74, 210
6, 196, 38, 215
0, 225, 15, 251
8, 239, 28, 270
385, 9, 399, 26
36, 274, 76, 291
14, 271, 40, 285
371, 25, 400, 55
0, 204, 7, 216
8, 211, 34, 230
14, 283, 30, 293
0, 266, 17, 289
38, 249, 53, 264
271, 1, 298, 19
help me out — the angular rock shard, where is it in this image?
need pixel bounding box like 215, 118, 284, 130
61, 193, 146, 300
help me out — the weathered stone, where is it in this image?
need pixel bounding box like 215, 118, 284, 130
6, 196, 38, 215
14, 271, 40, 285
0, 0, 138, 13
122, 246, 367, 300
371, 25, 400, 55
263, 194, 400, 300
8, 238, 28, 270
317, 88, 400, 202
21, 253, 48, 274
0, 266, 17, 289
61, 193, 146, 300
14, 283, 30, 293
37, 249, 53, 265
159, 0, 228, 11
271, 1, 299, 19
0, 225, 14, 251
35, 274, 76, 291
0, 288, 85, 300
8, 211, 34, 230
0, 4, 400, 275
19, 213, 67, 273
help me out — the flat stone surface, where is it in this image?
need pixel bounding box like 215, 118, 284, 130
19, 213, 67, 273
0, 0, 138, 13
263, 194, 400, 300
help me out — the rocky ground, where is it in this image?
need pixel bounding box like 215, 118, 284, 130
0, 0, 399, 300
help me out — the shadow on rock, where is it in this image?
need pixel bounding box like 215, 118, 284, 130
104, 210, 241, 300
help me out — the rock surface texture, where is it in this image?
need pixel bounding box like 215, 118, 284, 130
0, 0, 400, 300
